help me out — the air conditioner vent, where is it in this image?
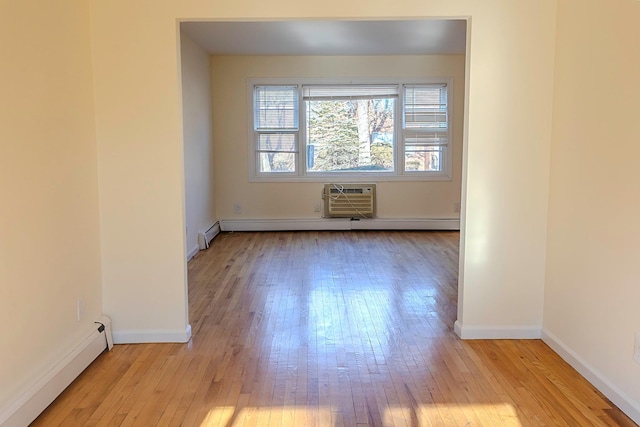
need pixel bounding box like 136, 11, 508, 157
329, 188, 366, 194
323, 183, 376, 219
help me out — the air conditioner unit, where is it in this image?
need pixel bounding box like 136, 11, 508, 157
322, 183, 376, 218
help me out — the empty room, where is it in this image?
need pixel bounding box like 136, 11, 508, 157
2, 1, 640, 426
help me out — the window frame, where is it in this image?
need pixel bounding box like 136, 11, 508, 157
248, 77, 453, 182
253, 84, 300, 176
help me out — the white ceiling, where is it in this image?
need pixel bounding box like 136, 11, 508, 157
180, 20, 467, 56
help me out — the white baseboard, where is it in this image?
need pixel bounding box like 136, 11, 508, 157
454, 320, 542, 339
112, 324, 192, 344
220, 218, 460, 232
350, 218, 460, 230
0, 320, 111, 427
542, 329, 640, 425
187, 244, 200, 261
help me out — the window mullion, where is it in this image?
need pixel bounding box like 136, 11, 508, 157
397, 85, 405, 175
298, 85, 305, 176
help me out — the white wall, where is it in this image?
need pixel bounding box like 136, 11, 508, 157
89, 0, 556, 343
212, 55, 465, 220
544, 0, 640, 416
0, 0, 102, 412
181, 33, 215, 260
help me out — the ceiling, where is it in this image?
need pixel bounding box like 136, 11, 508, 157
180, 20, 467, 56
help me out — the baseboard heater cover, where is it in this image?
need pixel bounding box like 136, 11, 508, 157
198, 221, 220, 250
0, 316, 112, 427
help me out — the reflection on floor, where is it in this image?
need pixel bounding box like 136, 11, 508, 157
33, 231, 635, 426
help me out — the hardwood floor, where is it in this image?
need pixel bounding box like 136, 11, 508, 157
32, 231, 635, 426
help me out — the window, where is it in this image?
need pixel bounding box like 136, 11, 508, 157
304, 85, 397, 174
250, 79, 452, 181
403, 84, 448, 173
254, 85, 298, 173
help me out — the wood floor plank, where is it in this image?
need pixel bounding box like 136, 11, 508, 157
31, 231, 637, 427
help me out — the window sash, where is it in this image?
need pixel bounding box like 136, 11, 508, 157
403, 84, 448, 132
256, 132, 298, 153
254, 85, 299, 131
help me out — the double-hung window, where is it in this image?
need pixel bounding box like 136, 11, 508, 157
403, 84, 449, 173
254, 85, 299, 174
250, 79, 452, 181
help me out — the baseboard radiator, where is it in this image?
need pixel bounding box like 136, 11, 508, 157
198, 221, 220, 250
0, 316, 113, 427
322, 183, 376, 219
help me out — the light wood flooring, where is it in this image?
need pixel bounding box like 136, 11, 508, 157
32, 231, 636, 426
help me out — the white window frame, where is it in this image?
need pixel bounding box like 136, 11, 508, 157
252, 84, 300, 177
248, 77, 453, 182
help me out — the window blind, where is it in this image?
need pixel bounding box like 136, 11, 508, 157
254, 85, 298, 130
403, 85, 448, 149
303, 85, 399, 101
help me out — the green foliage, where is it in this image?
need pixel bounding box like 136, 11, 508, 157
371, 142, 393, 169
307, 99, 394, 172
307, 100, 359, 172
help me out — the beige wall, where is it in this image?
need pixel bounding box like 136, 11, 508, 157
212, 55, 465, 219
0, 0, 102, 411
545, 0, 640, 409
90, 2, 191, 341
181, 33, 215, 258
89, 0, 556, 341
6, 0, 640, 421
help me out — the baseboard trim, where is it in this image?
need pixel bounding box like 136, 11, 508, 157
454, 321, 542, 339
187, 244, 200, 261
112, 324, 192, 344
542, 329, 640, 425
220, 218, 460, 232
0, 320, 110, 427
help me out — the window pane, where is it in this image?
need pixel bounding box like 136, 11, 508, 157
404, 85, 447, 130
306, 98, 395, 173
405, 146, 443, 172
255, 86, 298, 130
258, 152, 296, 173
258, 133, 297, 152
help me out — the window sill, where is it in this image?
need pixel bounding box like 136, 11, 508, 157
249, 173, 453, 183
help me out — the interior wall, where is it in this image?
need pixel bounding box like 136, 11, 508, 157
211, 55, 465, 220
181, 32, 215, 259
544, 0, 640, 413
0, 0, 102, 412
89, 0, 556, 344
90, 2, 191, 342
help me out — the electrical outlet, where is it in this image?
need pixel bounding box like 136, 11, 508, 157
634, 333, 640, 364
234, 203, 242, 214
314, 202, 321, 213
76, 297, 85, 321
454, 202, 461, 213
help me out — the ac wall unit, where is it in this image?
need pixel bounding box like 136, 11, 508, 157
322, 183, 376, 219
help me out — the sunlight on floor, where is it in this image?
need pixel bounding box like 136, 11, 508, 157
198, 403, 522, 426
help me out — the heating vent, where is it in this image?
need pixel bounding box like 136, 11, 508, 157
198, 222, 220, 250
323, 184, 376, 218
